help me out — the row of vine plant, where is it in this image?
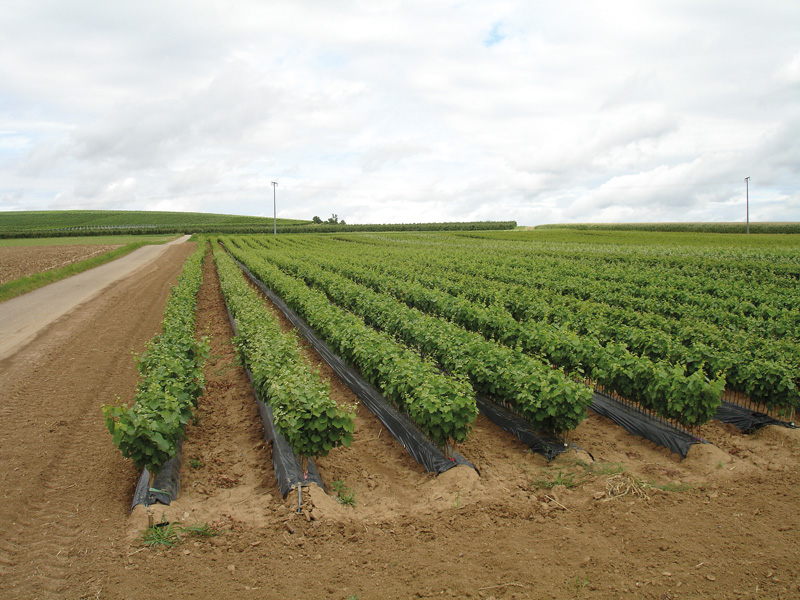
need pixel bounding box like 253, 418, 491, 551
102, 242, 209, 480
211, 240, 354, 469
103, 239, 357, 483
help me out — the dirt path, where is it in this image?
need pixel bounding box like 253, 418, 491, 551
0, 235, 190, 361
0, 242, 798, 599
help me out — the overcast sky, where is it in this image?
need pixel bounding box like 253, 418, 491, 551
1, 1, 798, 225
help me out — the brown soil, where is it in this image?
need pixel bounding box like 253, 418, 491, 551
0, 246, 798, 600
0, 244, 122, 284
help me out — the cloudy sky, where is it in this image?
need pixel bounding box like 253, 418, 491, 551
1, 1, 798, 225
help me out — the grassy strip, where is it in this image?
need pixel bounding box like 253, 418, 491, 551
0, 239, 167, 303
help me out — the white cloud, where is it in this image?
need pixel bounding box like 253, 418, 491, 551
0, 0, 798, 225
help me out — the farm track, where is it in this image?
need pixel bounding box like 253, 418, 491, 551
0, 241, 798, 599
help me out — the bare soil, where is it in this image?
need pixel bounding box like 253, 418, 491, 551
0, 244, 122, 284
0, 246, 798, 600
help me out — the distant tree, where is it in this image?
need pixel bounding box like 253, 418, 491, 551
340, 219, 346, 225
327, 213, 339, 224
312, 215, 323, 224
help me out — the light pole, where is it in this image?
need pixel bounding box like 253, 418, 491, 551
271, 181, 278, 236
744, 177, 750, 234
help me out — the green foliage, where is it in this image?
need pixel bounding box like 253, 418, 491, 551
213, 245, 355, 462
141, 520, 218, 548
293, 248, 727, 428
102, 242, 208, 475
570, 575, 589, 592
0, 209, 310, 237
225, 230, 799, 424
232, 238, 592, 433
220, 237, 478, 449
141, 521, 180, 548
331, 480, 357, 506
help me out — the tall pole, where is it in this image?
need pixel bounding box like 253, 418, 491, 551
744, 177, 750, 234
272, 181, 278, 236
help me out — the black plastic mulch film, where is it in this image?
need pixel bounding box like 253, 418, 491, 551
229, 254, 478, 475
589, 392, 704, 458
714, 401, 797, 433
131, 441, 182, 511
476, 395, 569, 460
223, 301, 326, 498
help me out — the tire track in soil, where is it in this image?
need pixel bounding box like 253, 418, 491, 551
0, 243, 195, 600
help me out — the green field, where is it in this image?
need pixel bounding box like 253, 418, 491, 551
455, 227, 800, 249
0, 210, 517, 237
219, 229, 799, 440
0, 210, 309, 233
534, 222, 800, 234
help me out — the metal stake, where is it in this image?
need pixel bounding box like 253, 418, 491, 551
745, 177, 750, 234
272, 181, 278, 235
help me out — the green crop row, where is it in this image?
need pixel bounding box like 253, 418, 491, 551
440, 262, 796, 413
211, 242, 354, 463
232, 239, 593, 433
295, 233, 797, 414
456, 248, 799, 345
103, 242, 209, 476
301, 255, 725, 427
220, 239, 477, 450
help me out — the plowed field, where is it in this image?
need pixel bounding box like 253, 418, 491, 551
0, 244, 122, 284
